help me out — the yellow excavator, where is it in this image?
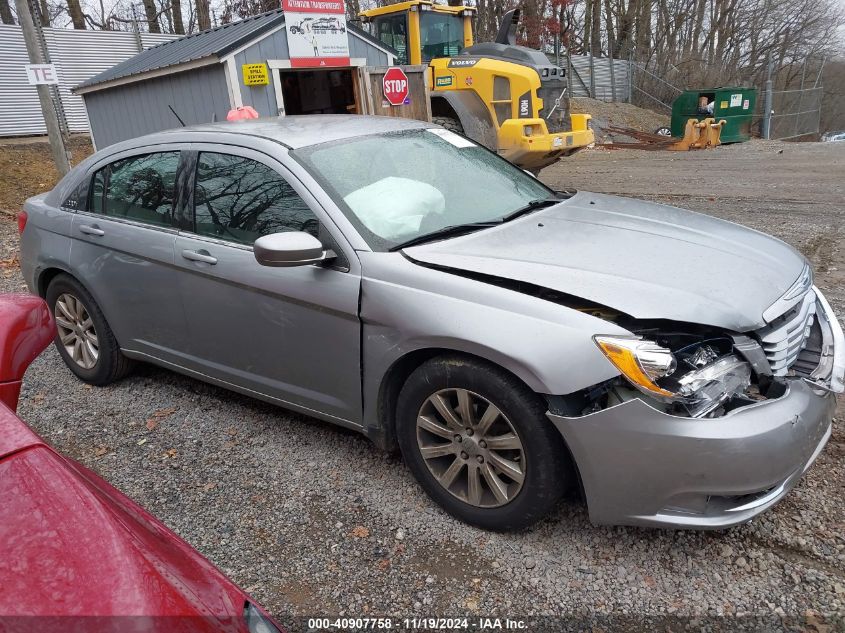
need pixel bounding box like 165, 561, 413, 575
359, 2, 593, 172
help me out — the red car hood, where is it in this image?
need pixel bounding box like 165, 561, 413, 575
0, 407, 247, 631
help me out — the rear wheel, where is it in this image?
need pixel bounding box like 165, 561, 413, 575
45, 274, 133, 385
396, 356, 571, 531
432, 116, 464, 135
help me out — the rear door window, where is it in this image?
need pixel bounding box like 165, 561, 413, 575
191, 152, 319, 245
90, 152, 180, 228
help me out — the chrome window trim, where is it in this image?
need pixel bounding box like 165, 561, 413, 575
74, 209, 182, 236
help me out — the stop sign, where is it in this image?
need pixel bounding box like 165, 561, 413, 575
382, 67, 409, 106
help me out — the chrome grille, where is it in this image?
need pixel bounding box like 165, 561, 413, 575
757, 290, 816, 375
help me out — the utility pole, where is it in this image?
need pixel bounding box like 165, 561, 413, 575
14, 0, 70, 176
762, 51, 774, 141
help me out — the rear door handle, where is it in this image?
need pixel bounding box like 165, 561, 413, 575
181, 249, 217, 265
79, 224, 105, 236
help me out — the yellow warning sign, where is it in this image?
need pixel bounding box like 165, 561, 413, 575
242, 63, 269, 86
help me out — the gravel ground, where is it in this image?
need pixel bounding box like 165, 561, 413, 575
2, 139, 844, 631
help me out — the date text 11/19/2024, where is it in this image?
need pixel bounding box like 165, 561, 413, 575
307, 617, 528, 630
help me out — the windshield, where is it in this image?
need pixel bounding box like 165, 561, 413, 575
420, 13, 464, 61
292, 129, 554, 251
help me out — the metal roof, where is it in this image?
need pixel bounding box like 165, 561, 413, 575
1, 25, 179, 135
75, 10, 286, 91
75, 10, 397, 93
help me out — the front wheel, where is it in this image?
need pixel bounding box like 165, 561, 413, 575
396, 356, 572, 531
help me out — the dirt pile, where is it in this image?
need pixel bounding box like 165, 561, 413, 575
571, 97, 670, 143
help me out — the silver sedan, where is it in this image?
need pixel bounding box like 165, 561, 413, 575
19, 115, 843, 531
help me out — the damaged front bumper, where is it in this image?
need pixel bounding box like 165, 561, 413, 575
548, 288, 843, 529
549, 378, 835, 529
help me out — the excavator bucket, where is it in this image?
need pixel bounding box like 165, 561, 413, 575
668, 118, 727, 150
700, 118, 727, 147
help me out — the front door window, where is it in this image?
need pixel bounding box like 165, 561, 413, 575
192, 152, 320, 244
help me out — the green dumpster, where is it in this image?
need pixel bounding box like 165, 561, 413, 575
670, 87, 757, 143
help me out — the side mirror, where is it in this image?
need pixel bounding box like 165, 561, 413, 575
253, 231, 335, 268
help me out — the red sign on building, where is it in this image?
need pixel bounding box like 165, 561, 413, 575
382, 67, 409, 106
282, 0, 350, 68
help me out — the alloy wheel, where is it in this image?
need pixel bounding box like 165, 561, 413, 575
416, 388, 526, 508
54, 293, 99, 370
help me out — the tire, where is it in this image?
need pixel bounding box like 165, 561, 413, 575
655, 126, 672, 137
432, 116, 464, 135
396, 356, 571, 531
45, 274, 133, 386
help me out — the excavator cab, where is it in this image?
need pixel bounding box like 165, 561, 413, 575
364, 1, 472, 65
359, 1, 594, 172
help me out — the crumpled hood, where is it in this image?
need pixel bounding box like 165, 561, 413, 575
404, 192, 806, 331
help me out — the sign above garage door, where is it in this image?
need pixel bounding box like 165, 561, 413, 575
282, 0, 350, 68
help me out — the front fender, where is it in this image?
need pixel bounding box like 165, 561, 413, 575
359, 252, 627, 438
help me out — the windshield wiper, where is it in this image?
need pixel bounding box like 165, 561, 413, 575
499, 197, 560, 223
389, 197, 562, 251
389, 221, 500, 251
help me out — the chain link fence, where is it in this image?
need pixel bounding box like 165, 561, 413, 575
626, 61, 823, 140
763, 86, 823, 140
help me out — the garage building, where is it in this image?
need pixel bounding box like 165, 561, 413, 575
75, 9, 397, 148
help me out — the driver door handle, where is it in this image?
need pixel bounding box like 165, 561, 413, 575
181, 249, 218, 265
78, 224, 105, 236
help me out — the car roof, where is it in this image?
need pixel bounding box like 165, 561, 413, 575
122, 115, 433, 151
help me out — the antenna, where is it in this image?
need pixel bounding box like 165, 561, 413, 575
168, 105, 186, 127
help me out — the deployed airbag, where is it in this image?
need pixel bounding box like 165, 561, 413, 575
344, 177, 446, 239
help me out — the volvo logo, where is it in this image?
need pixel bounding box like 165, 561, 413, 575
448, 58, 479, 68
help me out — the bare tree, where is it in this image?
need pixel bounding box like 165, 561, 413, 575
195, 0, 209, 30
66, 0, 85, 27
36, 0, 50, 24
171, 0, 184, 32
142, 0, 161, 31
0, 0, 14, 23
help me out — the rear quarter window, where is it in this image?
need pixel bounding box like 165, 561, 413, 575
61, 179, 88, 211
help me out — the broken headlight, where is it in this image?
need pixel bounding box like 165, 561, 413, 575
595, 335, 754, 417
673, 355, 752, 417
594, 336, 677, 397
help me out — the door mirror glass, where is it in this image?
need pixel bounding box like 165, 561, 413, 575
253, 232, 333, 267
